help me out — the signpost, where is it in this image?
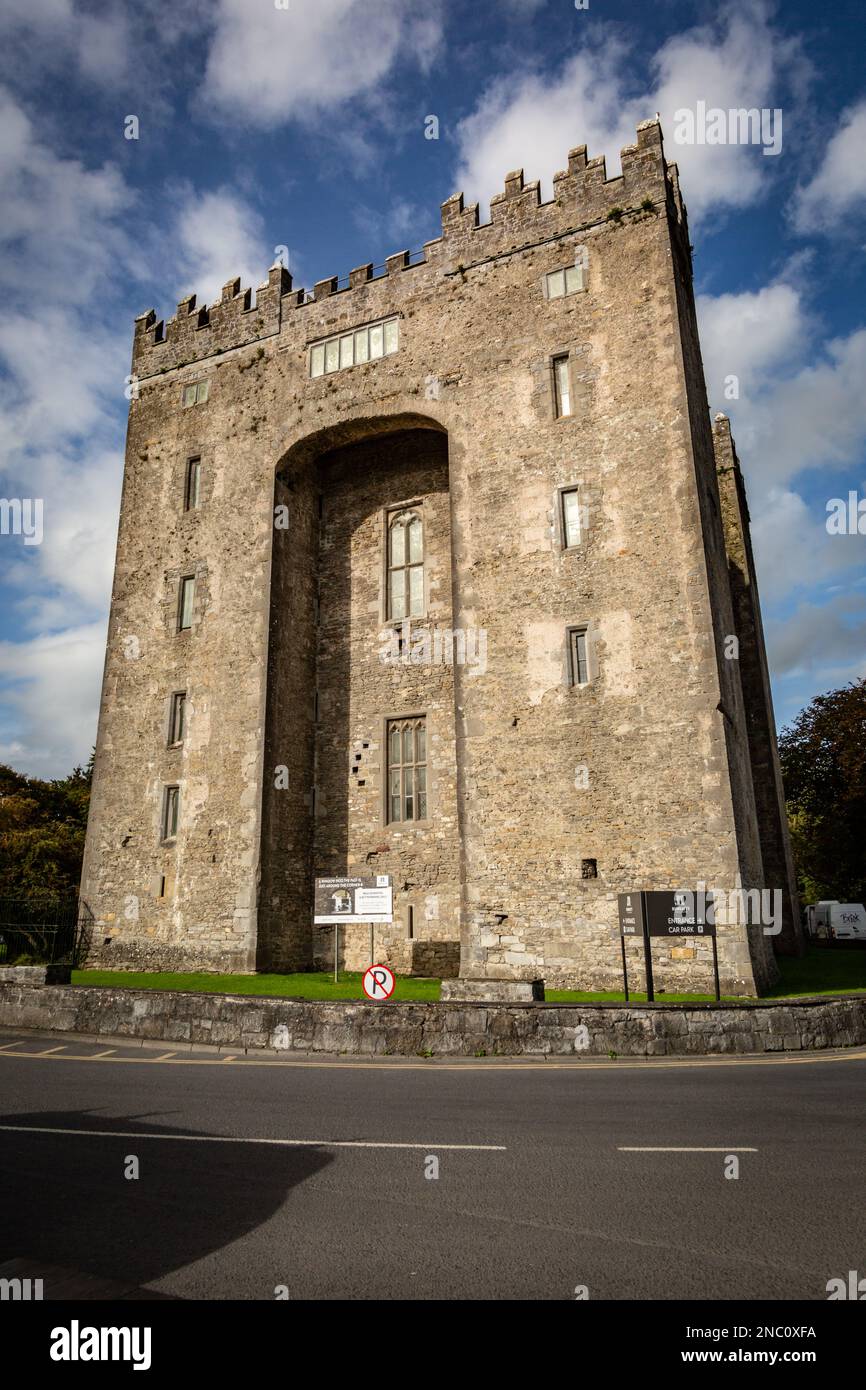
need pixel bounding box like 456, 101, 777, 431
313, 875, 394, 982
618, 890, 719, 1002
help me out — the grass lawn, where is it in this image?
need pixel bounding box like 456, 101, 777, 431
72, 946, 866, 1004
71, 969, 440, 1002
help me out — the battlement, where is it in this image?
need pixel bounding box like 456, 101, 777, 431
131, 118, 685, 378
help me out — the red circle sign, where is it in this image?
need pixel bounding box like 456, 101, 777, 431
363, 965, 395, 1001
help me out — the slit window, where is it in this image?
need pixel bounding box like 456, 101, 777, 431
169, 692, 186, 746
387, 508, 424, 620
309, 316, 399, 378
178, 577, 195, 631
181, 379, 209, 407
387, 717, 427, 823
185, 457, 201, 511
568, 626, 590, 686
553, 355, 572, 418
161, 785, 180, 842
560, 487, 581, 548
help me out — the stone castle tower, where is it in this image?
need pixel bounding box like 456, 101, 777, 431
81, 118, 802, 995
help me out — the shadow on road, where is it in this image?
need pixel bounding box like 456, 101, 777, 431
0, 1109, 334, 1294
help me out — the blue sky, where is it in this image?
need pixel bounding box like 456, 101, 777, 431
0, 0, 864, 777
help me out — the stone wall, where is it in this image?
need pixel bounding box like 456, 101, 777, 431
0, 983, 863, 1057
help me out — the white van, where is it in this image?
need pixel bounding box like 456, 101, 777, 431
806, 901, 866, 941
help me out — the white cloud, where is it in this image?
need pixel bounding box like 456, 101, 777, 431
451, 2, 800, 222
794, 99, 866, 232
750, 487, 865, 607
201, 0, 444, 128
697, 283, 808, 403
171, 188, 269, 308
0, 623, 107, 777
766, 593, 866, 683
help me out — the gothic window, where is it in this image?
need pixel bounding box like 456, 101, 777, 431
387, 717, 427, 823
387, 508, 424, 619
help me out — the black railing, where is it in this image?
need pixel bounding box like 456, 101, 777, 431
0, 898, 91, 968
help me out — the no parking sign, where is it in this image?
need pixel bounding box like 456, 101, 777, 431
363, 965, 395, 1001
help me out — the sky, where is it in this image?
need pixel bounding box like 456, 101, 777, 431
0, 0, 864, 778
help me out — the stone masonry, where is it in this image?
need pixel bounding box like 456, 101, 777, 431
80, 118, 803, 993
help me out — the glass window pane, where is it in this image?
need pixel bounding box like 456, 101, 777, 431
389, 520, 405, 566
354, 329, 369, 363
403, 727, 413, 762
548, 270, 565, 299
564, 265, 581, 295
339, 333, 354, 368
389, 729, 401, 765
325, 339, 339, 372
384, 319, 398, 354
555, 357, 571, 417
408, 516, 422, 563
404, 766, 414, 821
563, 489, 580, 546
180, 578, 194, 629
409, 564, 423, 615
389, 569, 406, 619
196, 379, 209, 402
416, 725, 426, 762
182, 385, 195, 407
416, 765, 427, 820
369, 323, 384, 358
390, 793, 401, 822
311, 344, 325, 377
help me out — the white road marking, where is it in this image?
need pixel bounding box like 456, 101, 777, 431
0, 1123, 506, 1151
618, 1146, 758, 1152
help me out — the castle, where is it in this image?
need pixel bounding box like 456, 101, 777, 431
80, 118, 802, 995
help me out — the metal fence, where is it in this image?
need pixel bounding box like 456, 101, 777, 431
0, 897, 90, 968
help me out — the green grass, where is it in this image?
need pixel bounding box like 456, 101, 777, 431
71, 969, 440, 1001
72, 945, 866, 1005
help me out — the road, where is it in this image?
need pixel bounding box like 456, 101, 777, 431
1, 1032, 864, 1301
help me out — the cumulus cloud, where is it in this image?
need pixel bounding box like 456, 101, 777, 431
766, 592, 866, 683
201, 0, 444, 128
0, 623, 108, 776
170, 188, 270, 308
451, 2, 801, 222
794, 99, 866, 232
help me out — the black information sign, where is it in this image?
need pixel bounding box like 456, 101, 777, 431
618, 890, 721, 1003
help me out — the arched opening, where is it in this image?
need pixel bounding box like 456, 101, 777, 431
258, 417, 461, 975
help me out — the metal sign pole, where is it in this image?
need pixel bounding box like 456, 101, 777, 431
334, 923, 338, 984
370, 922, 374, 967
711, 933, 721, 1002
620, 932, 630, 1002
641, 891, 655, 1003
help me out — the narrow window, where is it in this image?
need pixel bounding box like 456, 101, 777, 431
387, 717, 427, 824
169, 692, 186, 746
387, 508, 424, 619
195, 379, 209, 404
568, 626, 590, 686
553, 356, 572, 418
560, 487, 581, 548
161, 785, 180, 842
178, 576, 195, 631
545, 266, 584, 299
185, 457, 201, 511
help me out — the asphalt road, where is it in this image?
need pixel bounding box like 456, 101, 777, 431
1, 1032, 864, 1301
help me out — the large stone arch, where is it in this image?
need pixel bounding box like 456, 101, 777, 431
257, 409, 463, 974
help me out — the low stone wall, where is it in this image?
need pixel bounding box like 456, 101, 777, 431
0, 983, 864, 1056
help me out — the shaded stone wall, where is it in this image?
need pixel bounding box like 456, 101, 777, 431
2, 983, 863, 1058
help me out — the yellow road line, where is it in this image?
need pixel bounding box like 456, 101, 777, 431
0, 1044, 864, 1072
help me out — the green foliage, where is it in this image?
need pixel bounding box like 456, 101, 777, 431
779, 679, 866, 905
0, 753, 93, 900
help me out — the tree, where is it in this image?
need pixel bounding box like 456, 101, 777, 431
0, 755, 93, 901
778, 679, 866, 906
